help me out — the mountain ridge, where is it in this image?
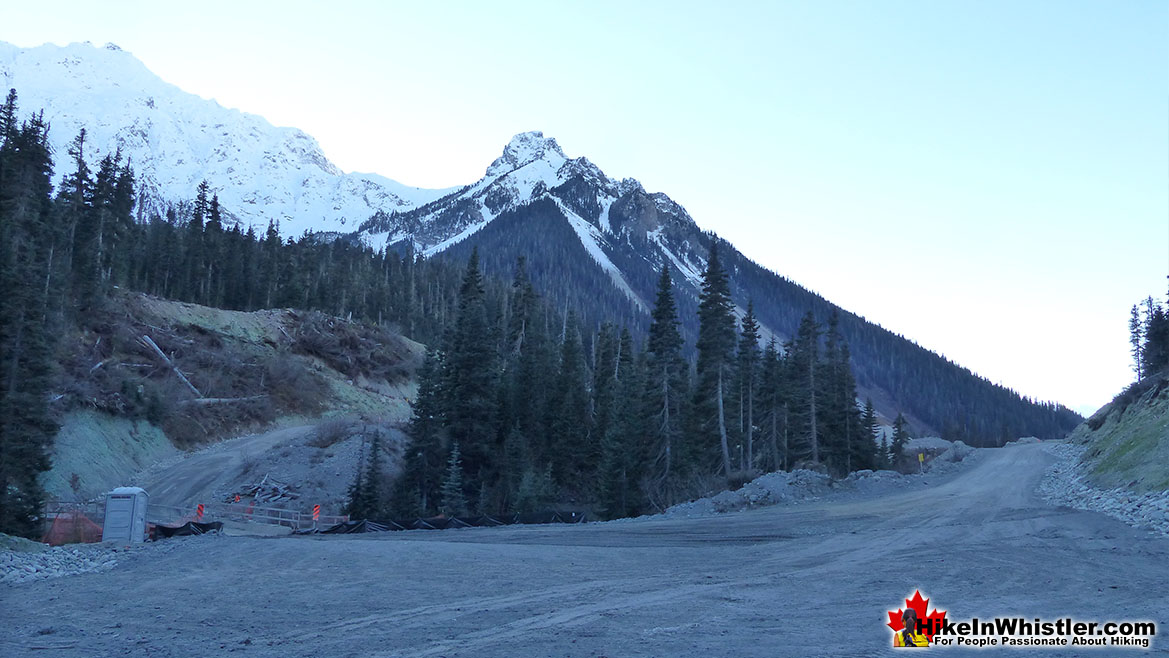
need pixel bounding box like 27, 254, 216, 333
364, 132, 1080, 438
5, 39, 1081, 439
0, 40, 453, 236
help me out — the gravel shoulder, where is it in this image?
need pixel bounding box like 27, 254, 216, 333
1039, 441, 1169, 537
3, 444, 1166, 658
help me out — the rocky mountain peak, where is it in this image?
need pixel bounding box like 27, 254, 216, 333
485, 131, 566, 178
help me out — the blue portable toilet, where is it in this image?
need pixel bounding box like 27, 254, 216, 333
103, 487, 149, 543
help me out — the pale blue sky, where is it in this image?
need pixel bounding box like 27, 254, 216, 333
6, 1, 1167, 414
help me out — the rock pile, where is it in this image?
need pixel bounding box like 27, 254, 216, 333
665, 469, 835, 517
1039, 442, 1169, 538
0, 540, 118, 585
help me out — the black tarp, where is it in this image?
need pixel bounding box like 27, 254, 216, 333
318, 520, 392, 534
310, 511, 588, 535
152, 521, 224, 539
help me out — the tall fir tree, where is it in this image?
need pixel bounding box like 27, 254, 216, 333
0, 101, 59, 536
445, 248, 497, 491
734, 301, 760, 471
758, 337, 789, 472
788, 312, 822, 465
598, 329, 646, 519
1130, 304, 1144, 382
644, 267, 687, 496
440, 441, 467, 516
890, 413, 908, 470
395, 347, 447, 515
547, 311, 592, 490
690, 244, 738, 479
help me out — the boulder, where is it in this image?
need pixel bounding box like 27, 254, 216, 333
939, 440, 974, 463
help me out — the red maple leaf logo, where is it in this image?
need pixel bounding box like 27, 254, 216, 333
887, 590, 947, 642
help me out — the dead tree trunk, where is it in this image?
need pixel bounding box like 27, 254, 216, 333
718, 366, 732, 480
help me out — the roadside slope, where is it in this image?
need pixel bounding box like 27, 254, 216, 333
44, 291, 422, 502
1068, 374, 1169, 492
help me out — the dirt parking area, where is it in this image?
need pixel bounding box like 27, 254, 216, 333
2, 444, 1166, 657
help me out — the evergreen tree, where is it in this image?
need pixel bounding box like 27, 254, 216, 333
0, 100, 57, 536
758, 337, 789, 472
890, 413, 908, 470
440, 441, 467, 516
691, 244, 737, 480
862, 398, 880, 468
591, 322, 620, 456
362, 431, 385, 515
514, 463, 554, 514
1142, 301, 1169, 377
345, 432, 386, 519
445, 249, 497, 490
548, 311, 592, 489
55, 129, 92, 311
734, 301, 760, 471
788, 312, 822, 465
598, 329, 645, 519
395, 347, 446, 515
644, 268, 686, 495
1130, 304, 1144, 382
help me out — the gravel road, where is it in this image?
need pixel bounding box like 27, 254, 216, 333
2, 443, 1166, 657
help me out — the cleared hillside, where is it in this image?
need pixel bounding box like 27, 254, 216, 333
42, 291, 422, 502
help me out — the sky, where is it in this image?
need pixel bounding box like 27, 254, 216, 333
5, 0, 1167, 415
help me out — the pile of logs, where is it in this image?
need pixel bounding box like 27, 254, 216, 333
226, 474, 299, 504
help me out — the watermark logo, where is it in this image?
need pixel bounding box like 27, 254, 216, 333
884, 589, 1156, 649
888, 590, 947, 647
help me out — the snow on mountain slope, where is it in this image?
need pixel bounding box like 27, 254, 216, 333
363, 131, 641, 251
550, 196, 647, 311
0, 41, 452, 237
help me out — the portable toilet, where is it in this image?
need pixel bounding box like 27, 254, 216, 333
103, 487, 149, 543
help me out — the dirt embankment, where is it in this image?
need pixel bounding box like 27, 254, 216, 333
1069, 375, 1169, 492
45, 291, 423, 504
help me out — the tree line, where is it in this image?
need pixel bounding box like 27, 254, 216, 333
1129, 293, 1169, 383
383, 245, 890, 521
0, 87, 963, 534
0, 89, 479, 535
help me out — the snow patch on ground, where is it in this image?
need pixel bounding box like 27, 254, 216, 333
1039, 442, 1169, 538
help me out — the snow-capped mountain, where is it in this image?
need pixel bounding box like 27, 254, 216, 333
5, 40, 1074, 436
361, 131, 717, 316
358, 130, 1044, 436
0, 41, 451, 236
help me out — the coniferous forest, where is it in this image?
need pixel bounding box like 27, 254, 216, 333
0, 89, 1080, 534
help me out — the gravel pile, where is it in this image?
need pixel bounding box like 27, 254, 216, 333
0, 543, 118, 585
1039, 442, 1169, 538
938, 440, 974, 463
662, 442, 986, 519
665, 469, 836, 517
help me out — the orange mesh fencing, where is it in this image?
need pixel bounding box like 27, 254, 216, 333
42, 512, 104, 546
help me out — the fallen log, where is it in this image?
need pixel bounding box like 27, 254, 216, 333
139, 335, 202, 397
183, 395, 268, 406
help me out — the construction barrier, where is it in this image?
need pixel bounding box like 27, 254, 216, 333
41, 501, 106, 546
146, 501, 346, 530
311, 511, 588, 534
